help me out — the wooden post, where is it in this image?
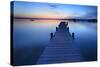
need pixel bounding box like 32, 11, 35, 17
72, 32, 75, 40
67, 27, 69, 31
56, 27, 58, 31
50, 33, 53, 39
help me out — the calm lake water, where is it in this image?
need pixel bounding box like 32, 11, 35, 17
13, 19, 97, 65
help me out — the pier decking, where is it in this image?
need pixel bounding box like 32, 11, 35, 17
37, 21, 84, 64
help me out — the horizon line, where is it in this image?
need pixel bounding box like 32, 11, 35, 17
14, 17, 97, 20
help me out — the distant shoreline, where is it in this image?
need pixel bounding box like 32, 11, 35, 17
13, 17, 97, 22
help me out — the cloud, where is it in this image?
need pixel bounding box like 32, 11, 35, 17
48, 4, 57, 8
80, 11, 97, 19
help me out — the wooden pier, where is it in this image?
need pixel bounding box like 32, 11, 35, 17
37, 21, 84, 64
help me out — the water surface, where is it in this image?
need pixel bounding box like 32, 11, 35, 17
13, 19, 97, 65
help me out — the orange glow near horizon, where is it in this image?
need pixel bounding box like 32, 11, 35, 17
15, 13, 72, 19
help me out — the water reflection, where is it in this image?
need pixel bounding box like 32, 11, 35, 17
13, 19, 97, 65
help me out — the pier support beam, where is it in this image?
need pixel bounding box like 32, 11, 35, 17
50, 33, 53, 39
56, 27, 58, 31
72, 32, 75, 40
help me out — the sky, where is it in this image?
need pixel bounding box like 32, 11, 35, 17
12, 1, 97, 19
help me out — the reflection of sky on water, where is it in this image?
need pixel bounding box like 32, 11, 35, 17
13, 19, 97, 61
69, 22, 97, 60
13, 20, 60, 48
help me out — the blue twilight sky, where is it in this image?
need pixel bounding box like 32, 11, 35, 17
12, 1, 97, 19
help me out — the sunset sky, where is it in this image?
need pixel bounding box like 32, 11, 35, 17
12, 1, 97, 19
